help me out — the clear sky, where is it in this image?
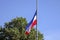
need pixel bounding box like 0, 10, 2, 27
0, 0, 60, 40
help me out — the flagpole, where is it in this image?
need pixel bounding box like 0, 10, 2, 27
36, 0, 38, 40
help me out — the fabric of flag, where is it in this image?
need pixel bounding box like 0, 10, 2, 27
25, 11, 37, 35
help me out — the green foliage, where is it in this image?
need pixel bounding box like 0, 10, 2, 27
0, 17, 43, 40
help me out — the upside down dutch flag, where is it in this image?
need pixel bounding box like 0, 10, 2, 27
25, 11, 37, 35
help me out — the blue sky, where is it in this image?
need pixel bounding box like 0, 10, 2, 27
0, 0, 60, 40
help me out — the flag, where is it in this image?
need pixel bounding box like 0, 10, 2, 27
25, 11, 37, 35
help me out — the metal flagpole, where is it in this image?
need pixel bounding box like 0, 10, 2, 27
36, 0, 38, 40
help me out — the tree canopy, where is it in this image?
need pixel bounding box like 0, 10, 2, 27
0, 17, 43, 40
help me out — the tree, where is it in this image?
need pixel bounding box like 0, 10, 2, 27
0, 17, 43, 40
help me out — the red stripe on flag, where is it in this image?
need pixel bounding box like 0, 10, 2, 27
31, 20, 37, 29
25, 31, 29, 35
